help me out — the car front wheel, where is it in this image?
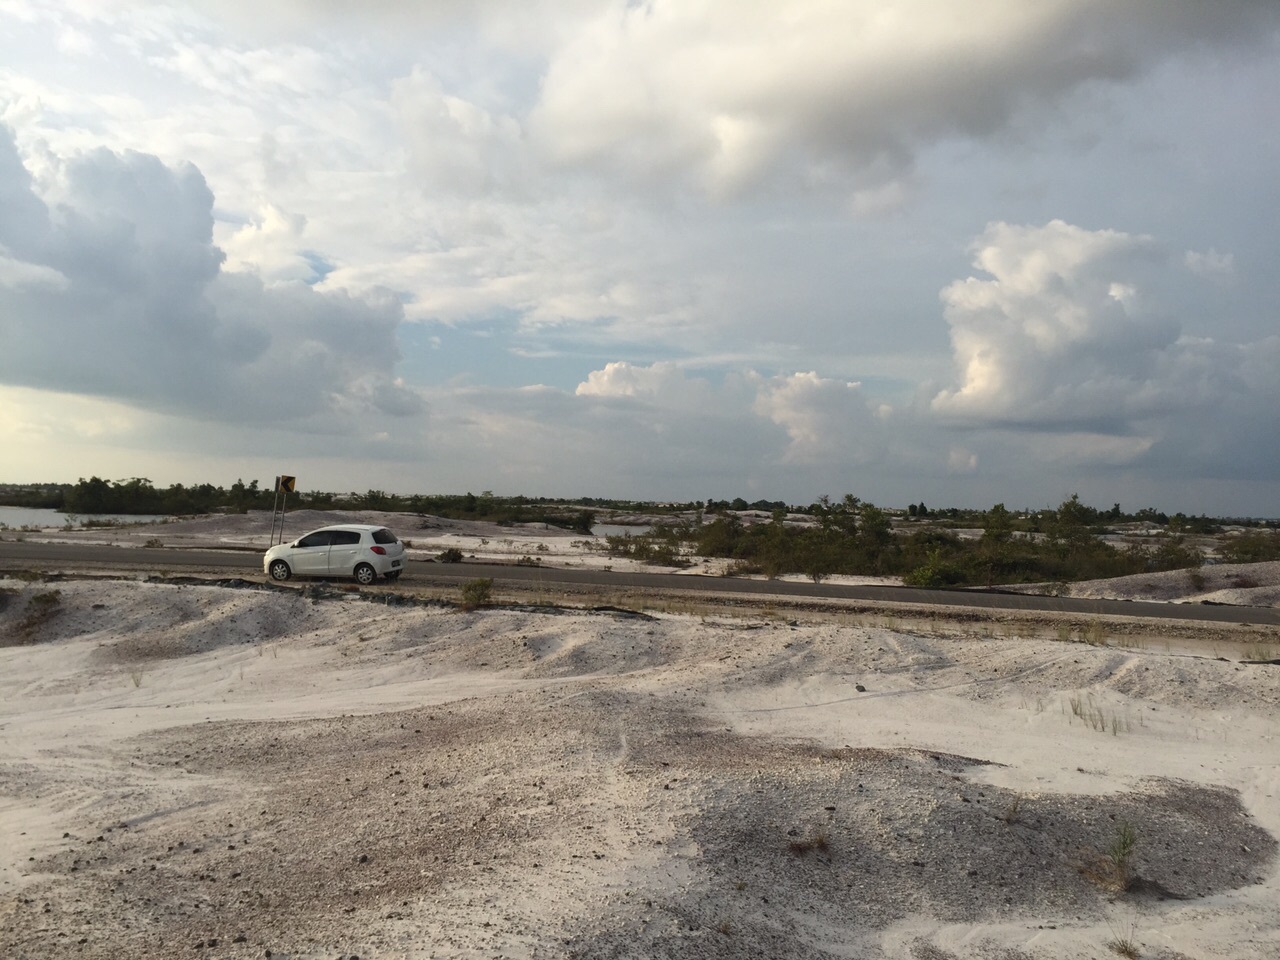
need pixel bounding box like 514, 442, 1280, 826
353, 563, 377, 585
268, 559, 292, 581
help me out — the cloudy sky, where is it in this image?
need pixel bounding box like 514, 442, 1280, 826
2, 1, 1278, 514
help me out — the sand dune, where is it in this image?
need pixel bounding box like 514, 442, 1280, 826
2, 564, 1278, 959
3, 515, 1280, 957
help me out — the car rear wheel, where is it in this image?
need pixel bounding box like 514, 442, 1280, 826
353, 563, 377, 585
268, 559, 292, 581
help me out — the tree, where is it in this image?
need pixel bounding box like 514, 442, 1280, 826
983, 503, 1013, 544
572, 510, 596, 535
64, 476, 112, 514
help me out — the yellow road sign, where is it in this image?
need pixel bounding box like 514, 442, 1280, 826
277, 475, 296, 493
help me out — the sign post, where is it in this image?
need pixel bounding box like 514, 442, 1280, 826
270, 475, 296, 546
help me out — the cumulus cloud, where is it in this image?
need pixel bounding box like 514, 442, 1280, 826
220, 204, 322, 284
574, 360, 713, 408
933, 219, 1201, 427
930, 219, 1280, 481
751, 371, 883, 465
0, 127, 422, 426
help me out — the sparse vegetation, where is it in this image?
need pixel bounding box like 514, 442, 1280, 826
1066, 693, 1131, 736
1106, 921, 1141, 958
1219, 529, 1280, 563
1003, 795, 1023, 825
1081, 822, 1139, 893
787, 829, 830, 857
600, 493, 1220, 587
14, 589, 62, 640
459, 578, 493, 610
437, 548, 464, 563
1084, 619, 1108, 646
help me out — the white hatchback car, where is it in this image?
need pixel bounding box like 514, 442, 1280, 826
264, 524, 406, 585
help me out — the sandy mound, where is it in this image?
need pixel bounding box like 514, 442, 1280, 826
2, 577, 1278, 959
1000, 560, 1280, 609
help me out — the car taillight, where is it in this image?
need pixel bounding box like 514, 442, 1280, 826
370, 545, 387, 555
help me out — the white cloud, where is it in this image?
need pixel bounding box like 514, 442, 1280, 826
932, 219, 1190, 426
929, 219, 1280, 483
0, 250, 67, 289
574, 360, 712, 409
391, 67, 528, 198
947, 448, 978, 474
220, 203, 315, 283
750, 371, 884, 465
0, 127, 423, 427
1183, 247, 1235, 281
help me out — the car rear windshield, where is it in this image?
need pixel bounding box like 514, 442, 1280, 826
371, 528, 398, 544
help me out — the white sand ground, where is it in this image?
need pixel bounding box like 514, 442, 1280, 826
1, 516, 1279, 958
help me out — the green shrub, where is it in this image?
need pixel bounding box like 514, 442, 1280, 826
437, 547, 464, 563
460, 578, 493, 610
1220, 530, 1280, 563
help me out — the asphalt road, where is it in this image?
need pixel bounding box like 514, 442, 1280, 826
3, 539, 1278, 626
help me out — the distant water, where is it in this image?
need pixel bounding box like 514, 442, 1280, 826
0, 506, 168, 529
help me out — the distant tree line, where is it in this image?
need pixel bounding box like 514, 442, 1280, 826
2, 480, 1276, 577
0, 478, 633, 534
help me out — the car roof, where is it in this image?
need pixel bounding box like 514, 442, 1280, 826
303, 524, 393, 534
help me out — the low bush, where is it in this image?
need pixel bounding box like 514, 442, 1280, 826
459, 578, 493, 610
437, 547, 463, 563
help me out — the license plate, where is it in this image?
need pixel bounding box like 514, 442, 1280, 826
391, 560, 402, 568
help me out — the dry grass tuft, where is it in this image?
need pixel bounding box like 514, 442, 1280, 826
1106, 921, 1141, 957
1084, 619, 1108, 646
787, 829, 831, 857
1080, 822, 1138, 893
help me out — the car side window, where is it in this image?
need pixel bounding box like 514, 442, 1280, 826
296, 531, 333, 548
331, 530, 362, 545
